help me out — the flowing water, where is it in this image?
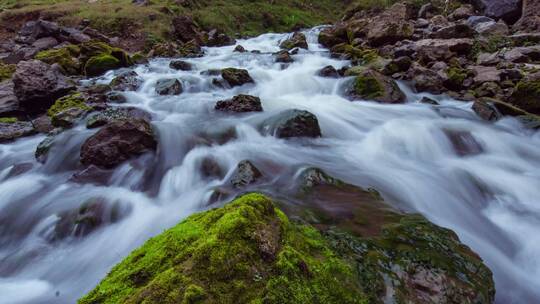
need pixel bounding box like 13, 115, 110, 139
1, 28, 539, 304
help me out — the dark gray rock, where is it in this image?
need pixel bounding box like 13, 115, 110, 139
261, 109, 322, 138
230, 160, 262, 189
169, 60, 192, 71
155, 78, 182, 95
221, 68, 254, 87
471, 0, 522, 24
110, 71, 143, 91
215, 94, 263, 113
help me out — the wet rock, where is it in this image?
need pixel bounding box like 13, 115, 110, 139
275, 50, 293, 63
444, 129, 483, 156
349, 69, 405, 103
12, 60, 75, 114
471, 0, 522, 24
80, 118, 157, 168
234, 45, 246, 53
215, 94, 263, 113
200, 157, 223, 179
509, 79, 540, 114
155, 78, 182, 95
110, 71, 143, 91
32, 115, 54, 133
206, 29, 235, 47
86, 107, 152, 129
35, 130, 61, 162
230, 160, 263, 189
473, 100, 501, 121
408, 63, 446, 94
106, 91, 127, 104
420, 96, 439, 105
317, 65, 339, 78
0, 120, 35, 143
0, 81, 20, 117
150, 41, 203, 58
280, 32, 308, 50
51, 107, 88, 128
70, 165, 113, 186
52, 197, 129, 241
318, 24, 348, 48
221, 68, 254, 87
169, 60, 192, 71
261, 109, 321, 138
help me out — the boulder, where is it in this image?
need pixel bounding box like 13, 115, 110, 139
0, 120, 35, 143
471, 66, 501, 83
110, 71, 143, 91
449, 4, 475, 20
317, 65, 340, 78
221, 68, 254, 87
206, 29, 235, 47
80, 118, 157, 168
12, 60, 75, 114
261, 109, 321, 138
514, 0, 540, 32
367, 4, 414, 46
472, 100, 501, 121
86, 107, 152, 129
280, 32, 308, 50
150, 41, 203, 58
169, 60, 192, 71
230, 160, 263, 189
429, 23, 476, 39
155, 78, 182, 95
408, 63, 446, 94
234, 45, 246, 53
474, 20, 509, 36
503, 46, 540, 63
471, 0, 522, 24
0, 81, 20, 117
275, 50, 293, 63
171, 16, 202, 44
215, 94, 263, 113
349, 69, 405, 103
318, 23, 349, 48
414, 38, 474, 61
509, 80, 540, 114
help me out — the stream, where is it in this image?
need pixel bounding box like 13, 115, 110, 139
1, 28, 539, 304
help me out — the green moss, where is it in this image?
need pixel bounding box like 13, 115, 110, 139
47, 93, 90, 118
354, 74, 384, 99
0, 63, 16, 82
0, 117, 18, 123
510, 80, 540, 114
35, 46, 81, 75
79, 193, 367, 304
84, 54, 121, 76
471, 35, 514, 59
446, 66, 469, 89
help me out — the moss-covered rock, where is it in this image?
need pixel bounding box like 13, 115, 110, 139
85, 54, 122, 77
0, 117, 18, 123
0, 63, 16, 82
80, 168, 495, 304
79, 193, 367, 304
47, 93, 91, 119
35, 46, 81, 75
349, 69, 405, 103
509, 79, 540, 115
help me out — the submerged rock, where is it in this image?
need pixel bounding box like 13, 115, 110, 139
110, 71, 143, 91
215, 94, 263, 113
80, 118, 157, 168
230, 160, 263, 189
169, 60, 192, 71
155, 78, 183, 95
317, 65, 340, 78
261, 109, 322, 138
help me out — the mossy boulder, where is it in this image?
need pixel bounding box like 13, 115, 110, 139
0, 63, 16, 82
349, 69, 405, 103
35, 46, 81, 75
79, 193, 367, 304
47, 93, 91, 118
509, 79, 540, 115
280, 32, 308, 50
85, 55, 122, 77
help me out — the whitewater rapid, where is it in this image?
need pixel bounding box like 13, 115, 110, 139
1, 28, 539, 303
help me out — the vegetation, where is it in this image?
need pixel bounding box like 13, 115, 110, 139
0, 0, 350, 45
0, 63, 15, 82
0, 117, 18, 123
47, 93, 90, 117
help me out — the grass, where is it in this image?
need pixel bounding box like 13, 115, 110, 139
0, 0, 350, 48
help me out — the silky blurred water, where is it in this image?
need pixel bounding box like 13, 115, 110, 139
1, 28, 539, 303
